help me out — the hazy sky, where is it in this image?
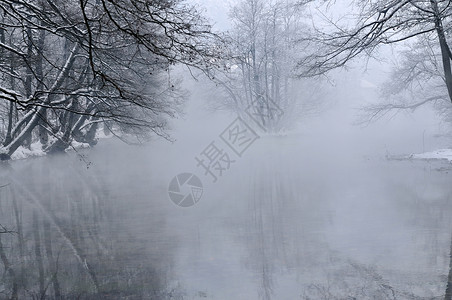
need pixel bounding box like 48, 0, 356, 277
194, 0, 234, 30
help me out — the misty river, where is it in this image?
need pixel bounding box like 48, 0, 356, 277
1, 118, 452, 299
5, 0, 452, 298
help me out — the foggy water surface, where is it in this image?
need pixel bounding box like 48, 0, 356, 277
2, 127, 451, 299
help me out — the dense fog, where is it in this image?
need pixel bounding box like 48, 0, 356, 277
2, 0, 452, 299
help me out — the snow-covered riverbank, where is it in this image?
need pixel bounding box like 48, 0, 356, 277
411, 149, 452, 162
387, 149, 452, 164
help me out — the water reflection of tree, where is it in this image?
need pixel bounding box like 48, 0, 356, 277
238, 151, 452, 299
239, 148, 331, 300
391, 178, 452, 299
0, 157, 179, 299
300, 168, 452, 299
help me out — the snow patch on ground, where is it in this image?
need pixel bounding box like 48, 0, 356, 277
11, 141, 92, 160
67, 141, 91, 151
95, 129, 113, 140
11, 142, 46, 160
9, 129, 115, 160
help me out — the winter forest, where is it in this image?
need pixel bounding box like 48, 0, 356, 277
2, 0, 452, 299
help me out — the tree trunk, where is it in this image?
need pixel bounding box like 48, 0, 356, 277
36, 28, 48, 146
431, 0, 452, 103
4, 70, 15, 146
2, 43, 79, 159
0, 21, 14, 147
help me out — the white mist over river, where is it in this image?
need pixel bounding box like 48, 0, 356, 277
2, 71, 451, 299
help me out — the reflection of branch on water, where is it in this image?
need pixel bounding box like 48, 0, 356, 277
0, 224, 15, 234
0, 157, 179, 299
249, 167, 291, 300
9, 175, 100, 293
0, 184, 13, 235
301, 258, 435, 300
0, 232, 18, 299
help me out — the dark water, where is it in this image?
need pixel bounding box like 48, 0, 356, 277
0, 135, 452, 299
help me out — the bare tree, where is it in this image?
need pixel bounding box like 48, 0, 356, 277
294, 0, 452, 127
208, 0, 323, 133
298, 1, 452, 95
0, 0, 224, 159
